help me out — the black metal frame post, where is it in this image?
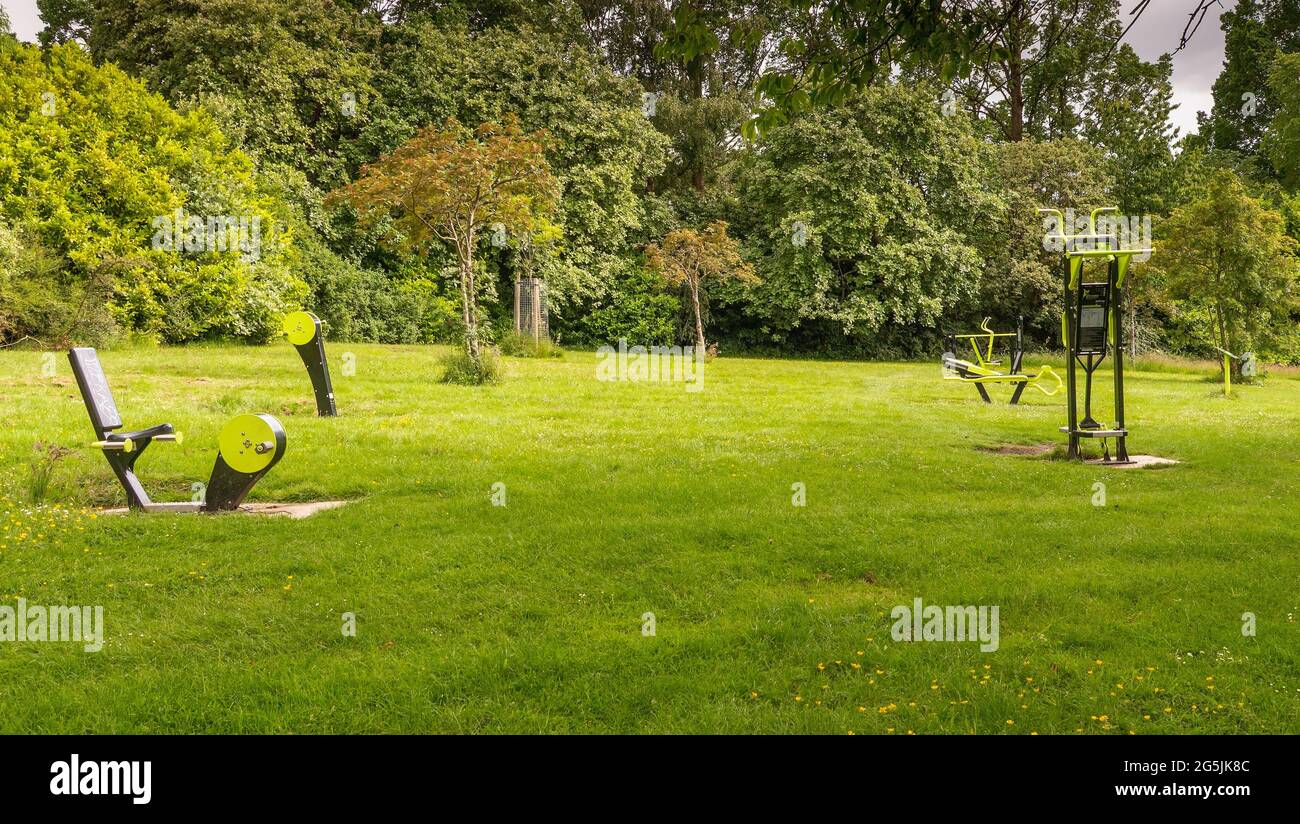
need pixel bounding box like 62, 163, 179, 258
1060, 251, 1133, 463
1008, 316, 1028, 405
103, 442, 156, 510
1110, 256, 1130, 462
1062, 256, 1081, 459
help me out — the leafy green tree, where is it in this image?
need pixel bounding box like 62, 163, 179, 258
35, 0, 92, 45
646, 221, 755, 350
743, 1, 1003, 137
646, 91, 749, 193
977, 139, 1114, 338
382, 0, 586, 35
1152, 169, 1300, 377
570, 259, 681, 346
1204, 0, 1300, 164
733, 82, 1001, 348
40, 0, 379, 191
0, 222, 92, 345
360, 21, 668, 325
946, 0, 1121, 143
1266, 52, 1300, 192
0, 40, 304, 342
645, 1, 778, 191
577, 0, 676, 83
1084, 44, 1177, 354
328, 118, 558, 372
1085, 46, 1177, 217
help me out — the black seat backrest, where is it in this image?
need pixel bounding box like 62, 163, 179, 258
68, 348, 123, 436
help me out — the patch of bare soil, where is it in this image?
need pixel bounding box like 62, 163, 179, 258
976, 443, 1056, 456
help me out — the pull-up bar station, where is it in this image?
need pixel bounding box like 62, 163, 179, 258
1040, 207, 1152, 464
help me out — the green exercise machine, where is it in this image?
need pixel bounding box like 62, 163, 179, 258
69, 347, 286, 512
942, 316, 1062, 404
1040, 207, 1151, 463
283, 310, 337, 416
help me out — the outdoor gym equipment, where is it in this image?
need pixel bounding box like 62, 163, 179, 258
1212, 346, 1255, 397
283, 310, 337, 416
1040, 207, 1152, 464
942, 316, 1062, 404
69, 348, 286, 512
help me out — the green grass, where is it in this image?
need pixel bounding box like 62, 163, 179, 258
1, 342, 1297, 733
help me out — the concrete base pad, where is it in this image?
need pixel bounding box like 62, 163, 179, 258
103, 501, 350, 519
1085, 454, 1179, 469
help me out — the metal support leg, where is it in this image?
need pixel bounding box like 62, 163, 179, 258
103, 439, 154, 510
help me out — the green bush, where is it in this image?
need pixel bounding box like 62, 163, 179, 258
498, 332, 563, 358
438, 347, 502, 385
567, 260, 680, 347
0, 41, 305, 343
1, 221, 121, 346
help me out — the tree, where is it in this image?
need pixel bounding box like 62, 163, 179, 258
705, 0, 1222, 137
948, 0, 1122, 143
649, 1, 778, 190
576, 2, 783, 195
1152, 169, 1299, 380
40, 0, 380, 191
1084, 44, 1178, 354
1204, 0, 1300, 164
646, 221, 755, 351
977, 139, 1114, 338
328, 117, 558, 371
732, 82, 1000, 352
1266, 52, 1300, 192
377, 0, 586, 35
0, 40, 304, 343
361, 21, 668, 324
743, 0, 1003, 137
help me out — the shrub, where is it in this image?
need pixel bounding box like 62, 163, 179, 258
567, 260, 680, 347
0, 41, 305, 343
498, 332, 563, 358
439, 347, 502, 385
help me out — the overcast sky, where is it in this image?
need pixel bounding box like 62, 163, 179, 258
1, 0, 1232, 137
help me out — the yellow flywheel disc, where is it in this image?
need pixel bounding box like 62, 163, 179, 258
218, 414, 282, 474
283, 311, 319, 346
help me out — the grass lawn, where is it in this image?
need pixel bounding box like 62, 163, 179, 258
1, 343, 1297, 734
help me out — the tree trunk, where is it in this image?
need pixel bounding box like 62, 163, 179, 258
460, 234, 481, 363
690, 278, 706, 352
1006, 0, 1025, 142
1214, 300, 1230, 387
688, 53, 706, 191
